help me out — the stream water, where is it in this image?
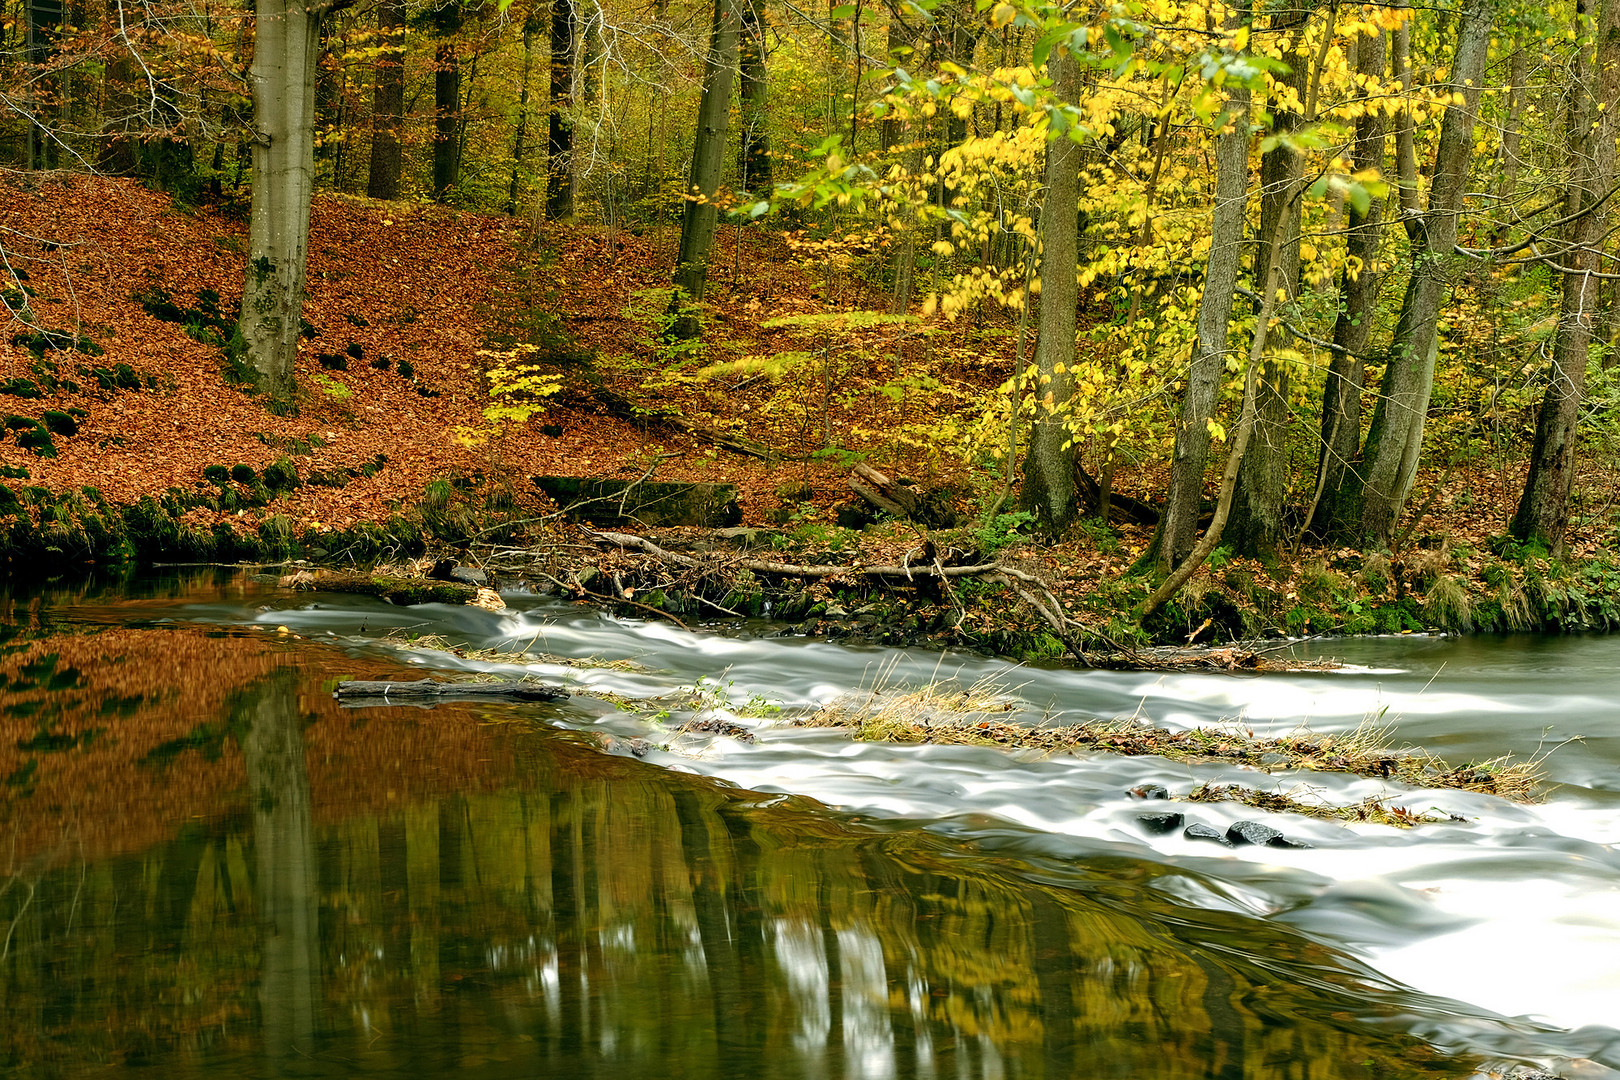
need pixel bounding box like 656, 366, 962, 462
3, 572, 1619, 1079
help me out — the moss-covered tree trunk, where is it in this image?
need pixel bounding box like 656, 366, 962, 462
1150, 10, 1251, 573
1353, 0, 1491, 548
365, 0, 405, 200
547, 0, 576, 217
1019, 51, 1082, 532
1510, 0, 1620, 551
1309, 25, 1388, 541
670, 0, 740, 332
737, 0, 771, 193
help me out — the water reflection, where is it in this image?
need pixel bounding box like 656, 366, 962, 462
0, 616, 1525, 1079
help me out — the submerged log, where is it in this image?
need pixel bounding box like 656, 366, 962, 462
333, 678, 569, 702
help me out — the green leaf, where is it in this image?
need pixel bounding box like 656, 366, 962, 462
1347, 182, 1371, 218
829, 3, 856, 17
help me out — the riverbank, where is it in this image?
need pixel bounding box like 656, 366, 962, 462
2, 174, 1616, 655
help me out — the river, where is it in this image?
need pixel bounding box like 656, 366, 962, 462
2, 571, 1617, 1078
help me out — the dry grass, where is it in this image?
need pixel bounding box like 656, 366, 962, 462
1186, 782, 1462, 827
798, 677, 1546, 803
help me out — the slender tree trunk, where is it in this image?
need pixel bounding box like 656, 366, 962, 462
238, 0, 329, 404
365, 0, 404, 199
1488, 42, 1530, 242
506, 5, 543, 214
1355, 0, 1491, 548
1510, 0, 1620, 551
1149, 12, 1251, 573
670, 0, 740, 330
432, 0, 462, 203
1391, 4, 1421, 235
546, 0, 576, 218
1309, 24, 1388, 540
1019, 52, 1082, 531
1227, 18, 1307, 557
737, 0, 771, 192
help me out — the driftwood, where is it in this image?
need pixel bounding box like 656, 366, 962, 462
583, 527, 1001, 580
334, 678, 569, 703
280, 570, 477, 605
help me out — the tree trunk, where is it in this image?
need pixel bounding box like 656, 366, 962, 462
431, 0, 462, 203
1510, 0, 1620, 551
238, 0, 326, 404
547, 0, 576, 218
1355, 0, 1491, 547
1227, 18, 1307, 557
1018, 51, 1082, 532
365, 0, 405, 200
1150, 13, 1251, 573
737, 0, 771, 192
1391, 4, 1421, 234
505, 4, 543, 214
670, 0, 740, 326
1308, 24, 1388, 541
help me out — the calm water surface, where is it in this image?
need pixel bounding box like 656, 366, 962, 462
3, 572, 1619, 1079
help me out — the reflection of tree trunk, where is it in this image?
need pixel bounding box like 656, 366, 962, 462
242, 675, 319, 1067
673, 790, 762, 1075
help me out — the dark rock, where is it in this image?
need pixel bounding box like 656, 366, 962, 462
1184, 823, 1234, 846
1268, 835, 1313, 849
834, 500, 874, 529
1129, 783, 1170, 800
1226, 821, 1283, 846
534, 475, 742, 528
428, 559, 491, 588
1137, 812, 1184, 834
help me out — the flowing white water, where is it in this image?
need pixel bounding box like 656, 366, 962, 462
188, 589, 1620, 1066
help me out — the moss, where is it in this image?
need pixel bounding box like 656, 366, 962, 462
203, 464, 230, 485
230, 464, 257, 485
41, 410, 78, 437
261, 458, 300, 493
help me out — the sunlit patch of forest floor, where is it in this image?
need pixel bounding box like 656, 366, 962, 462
2, 174, 1618, 650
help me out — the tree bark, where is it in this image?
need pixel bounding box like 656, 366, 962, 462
547, 0, 577, 218
1019, 51, 1082, 531
1227, 17, 1307, 557
431, 0, 462, 203
1150, 11, 1251, 573
1355, 0, 1491, 548
737, 0, 771, 193
238, 0, 327, 404
670, 0, 740, 327
505, 4, 544, 214
1510, 0, 1620, 551
1308, 24, 1388, 541
1391, 4, 1421, 235
365, 0, 405, 199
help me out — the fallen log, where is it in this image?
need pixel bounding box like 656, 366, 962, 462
848, 463, 959, 526
280, 570, 478, 606
334, 678, 569, 703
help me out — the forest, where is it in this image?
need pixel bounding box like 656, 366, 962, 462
0, 0, 1618, 647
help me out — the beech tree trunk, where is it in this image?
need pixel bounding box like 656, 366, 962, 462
365, 0, 404, 200
737, 0, 771, 192
1150, 14, 1251, 573
1510, 0, 1620, 551
547, 0, 576, 217
431, 0, 462, 203
670, 0, 740, 322
1354, 0, 1491, 547
239, 0, 332, 403
1308, 24, 1388, 541
1019, 51, 1082, 532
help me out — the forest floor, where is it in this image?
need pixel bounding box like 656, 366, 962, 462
2, 172, 1617, 651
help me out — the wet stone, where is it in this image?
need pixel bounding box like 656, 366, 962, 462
1226, 821, 1283, 846
1184, 823, 1234, 846
1129, 783, 1170, 800
1137, 812, 1185, 835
